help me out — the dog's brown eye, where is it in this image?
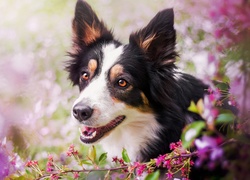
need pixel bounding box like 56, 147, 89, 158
118, 79, 128, 88
81, 72, 89, 81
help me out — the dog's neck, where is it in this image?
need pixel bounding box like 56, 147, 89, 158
99, 112, 160, 162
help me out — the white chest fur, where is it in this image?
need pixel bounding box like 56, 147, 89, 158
99, 111, 160, 162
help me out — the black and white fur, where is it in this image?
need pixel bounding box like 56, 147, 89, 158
66, 0, 207, 163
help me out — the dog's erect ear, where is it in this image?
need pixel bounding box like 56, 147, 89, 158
66, 0, 114, 85
72, 0, 113, 49
129, 9, 177, 65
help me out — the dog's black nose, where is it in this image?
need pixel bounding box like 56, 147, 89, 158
72, 103, 93, 122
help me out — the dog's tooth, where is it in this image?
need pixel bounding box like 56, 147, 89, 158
92, 131, 96, 138
80, 128, 97, 140
88, 131, 96, 139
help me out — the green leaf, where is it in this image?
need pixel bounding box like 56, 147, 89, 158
188, 101, 199, 114
216, 113, 235, 124
181, 121, 206, 149
98, 152, 107, 165
81, 159, 93, 165
8, 175, 27, 180
122, 148, 130, 163
88, 145, 96, 162
145, 170, 160, 180
215, 82, 229, 91
25, 169, 31, 175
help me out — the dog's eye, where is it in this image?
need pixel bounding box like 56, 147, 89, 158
80, 72, 89, 81
117, 79, 128, 88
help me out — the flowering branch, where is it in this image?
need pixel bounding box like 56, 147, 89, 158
25, 141, 197, 180
35, 167, 128, 180
23, 138, 241, 180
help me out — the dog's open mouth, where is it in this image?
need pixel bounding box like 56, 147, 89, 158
79, 115, 125, 143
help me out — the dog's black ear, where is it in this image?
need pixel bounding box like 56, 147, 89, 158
72, 0, 113, 49
66, 0, 114, 85
129, 9, 177, 66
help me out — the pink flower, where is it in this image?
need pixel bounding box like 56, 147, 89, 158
136, 164, 147, 176
50, 174, 59, 180
169, 142, 177, 150
209, 0, 250, 48
190, 160, 194, 166
214, 29, 223, 38
73, 172, 79, 179
112, 156, 126, 167
46, 167, 53, 173
166, 172, 173, 179
216, 100, 223, 106
169, 140, 182, 150
112, 156, 118, 163
133, 162, 147, 176
66, 144, 79, 157
155, 154, 166, 167
181, 167, 187, 177
25, 160, 33, 167
46, 155, 54, 173
48, 154, 53, 162
163, 159, 171, 169
25, 160, 38, 167
118, 159, 125, 165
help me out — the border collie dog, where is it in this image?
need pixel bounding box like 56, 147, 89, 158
66, 0, 207, 163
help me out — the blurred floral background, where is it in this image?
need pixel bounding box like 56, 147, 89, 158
0, 0, 249, 179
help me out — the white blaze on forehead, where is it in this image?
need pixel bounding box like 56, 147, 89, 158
102, 43, 124, 72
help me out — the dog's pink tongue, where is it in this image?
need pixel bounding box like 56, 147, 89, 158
81, 126, 96, 136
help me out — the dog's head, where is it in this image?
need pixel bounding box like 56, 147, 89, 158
66, 0, 177, 144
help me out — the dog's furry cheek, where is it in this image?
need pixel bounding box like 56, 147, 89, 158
110, 91, 153, 113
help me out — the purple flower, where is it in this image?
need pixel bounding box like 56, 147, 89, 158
210, 148, 223, 161
0, 140, 24, 179
194, 135, 224, 169
0, 148, 10, 179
